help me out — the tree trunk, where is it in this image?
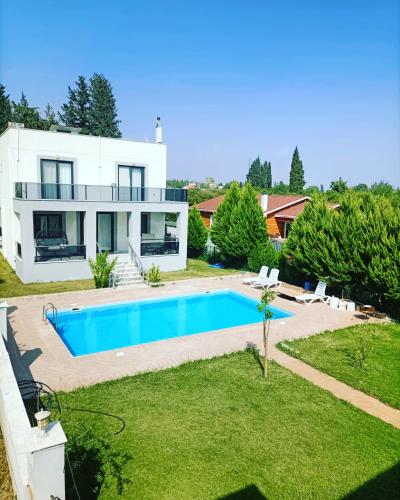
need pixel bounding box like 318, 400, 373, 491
263, 318, 268, 380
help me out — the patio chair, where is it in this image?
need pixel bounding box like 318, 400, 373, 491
242, 266, 269, 285
295, 281, 328, 305
252, 268, 281, 290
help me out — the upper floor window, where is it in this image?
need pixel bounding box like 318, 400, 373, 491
118, 165, 144, 201
41, 159, 73, 199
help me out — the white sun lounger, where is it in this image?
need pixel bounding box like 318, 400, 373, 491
295, 281, 328, 305
251, 268, 281, 290
242, 266, 269, 285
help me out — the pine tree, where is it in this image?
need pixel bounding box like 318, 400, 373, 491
210, 181, 241, 252
12, 93, 44, 129
41, 104, 58, 130
187, 208, 208, 257
289, 147, 305, 193
0, 84, 12, 133
224, 182, 268, 265
246, 157, 263, 187
88, 73, 121, 138
263, 161, 272, 189
59, 76, 90, 132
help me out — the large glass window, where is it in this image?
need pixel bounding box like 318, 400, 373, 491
40, 159, 73, 199
118, 165, 144, 201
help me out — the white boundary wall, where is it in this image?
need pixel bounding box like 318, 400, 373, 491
0, 302, 67, 499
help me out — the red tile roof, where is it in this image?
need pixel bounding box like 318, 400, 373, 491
195, 193, 309, 215
275, 200, 308, 218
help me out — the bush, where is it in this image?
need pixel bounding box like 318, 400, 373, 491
88, 251, 116, 288
147, 264, 161, 284
187, 207, 208, 257
247, 241, 278, 272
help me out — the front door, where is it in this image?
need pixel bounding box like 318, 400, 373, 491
97, 213, 114, 252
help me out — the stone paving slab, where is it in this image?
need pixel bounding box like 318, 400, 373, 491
5, 275, 363, 392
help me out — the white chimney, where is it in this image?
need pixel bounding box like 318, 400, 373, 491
155, 117, 163, 143
261, 193, 268, 212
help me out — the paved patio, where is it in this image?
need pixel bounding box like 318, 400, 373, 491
5, 275, 364, 392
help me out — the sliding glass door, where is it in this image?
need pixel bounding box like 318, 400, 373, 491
97, 213, 114, 253
118, 165, 144, 201
41, 160, 73, 199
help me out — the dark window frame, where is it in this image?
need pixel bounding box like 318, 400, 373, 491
40, 159, 74, 199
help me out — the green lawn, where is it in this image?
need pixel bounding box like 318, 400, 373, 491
160, 258, 240, 282
0, 255, 239, 298
59, 351, 400, 499
278, 322, 400, 409
0, 254, 95, 298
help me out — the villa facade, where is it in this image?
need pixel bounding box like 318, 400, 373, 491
0, 121, 188, 283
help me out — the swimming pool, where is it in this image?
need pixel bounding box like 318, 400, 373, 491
50, 290, 293, 357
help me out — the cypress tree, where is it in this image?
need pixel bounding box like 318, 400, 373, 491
12, 93, 43, 129
263, 161, 272, 189
59, 75, 90, 132
0, 84, 12, 133
187, 208, 208, 257
289, 147, 305, 193
88, 73, 121, 138
224, 182, 268, 265
210, 181, 241, 252
246, 157, 263, 187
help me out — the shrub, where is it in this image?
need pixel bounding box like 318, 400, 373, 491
147, 264, 161, 285
247, 241, 277, 272
187, 207, 208, 257
88, 251, 116, 288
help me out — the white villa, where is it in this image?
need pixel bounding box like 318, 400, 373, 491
0, 120, 188, 284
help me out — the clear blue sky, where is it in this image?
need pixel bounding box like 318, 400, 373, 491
1, 1, 399, 187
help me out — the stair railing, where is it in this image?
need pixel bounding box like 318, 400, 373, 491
127, 238, 145, 281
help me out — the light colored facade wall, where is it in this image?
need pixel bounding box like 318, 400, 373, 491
12, 199, 188, 282
0, 127, 188, 282
2, 127, 166, 188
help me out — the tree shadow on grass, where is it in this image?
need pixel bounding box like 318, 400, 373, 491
65, 431, 133, 499
245, 342, 264, 374
217, 484, 267, 499
342, 462, 400, 499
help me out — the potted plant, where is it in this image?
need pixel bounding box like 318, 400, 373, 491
147, 263, 161, 287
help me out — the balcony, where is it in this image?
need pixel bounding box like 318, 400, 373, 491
141, 238, 180, 256
34, 228, 86, 263
14, 182, 188, 203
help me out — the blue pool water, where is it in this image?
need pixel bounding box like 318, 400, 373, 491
50, 290, 293, 357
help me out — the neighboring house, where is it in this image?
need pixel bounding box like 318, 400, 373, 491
0, 120, 188, 284
195, 194, 310, 238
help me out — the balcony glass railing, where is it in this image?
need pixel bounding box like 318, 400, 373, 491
140, 239, 179, 256
35, 244, 86, 263
15, 182, 188, 203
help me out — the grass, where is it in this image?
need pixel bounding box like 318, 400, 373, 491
58, 351, 400, 499
0, 432, 14, 499
0, 254, 95, 298
160, 258, 240, 282
0, 255, 239, 299
278, 322, 400, 409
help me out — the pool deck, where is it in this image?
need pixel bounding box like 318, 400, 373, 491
6, 275, 365, 391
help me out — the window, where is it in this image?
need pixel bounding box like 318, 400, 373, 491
118, 165, 144, 201
284, 222, 292, 239
33, 213, 64, 238
40, 159, 73, 199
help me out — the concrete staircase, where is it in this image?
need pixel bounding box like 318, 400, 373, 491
112, 258, 145, 288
